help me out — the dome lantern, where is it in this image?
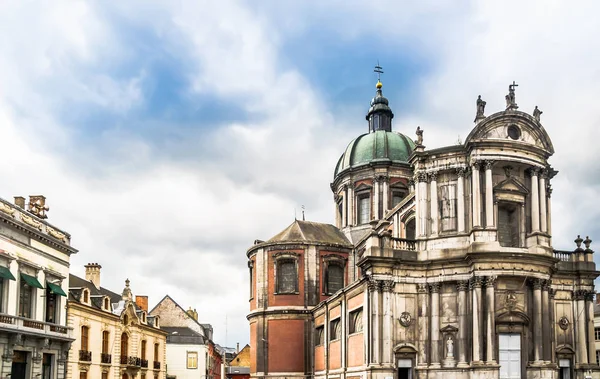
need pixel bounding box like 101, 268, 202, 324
366, 64, 394, 133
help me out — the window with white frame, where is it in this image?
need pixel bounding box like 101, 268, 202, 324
439, 183, 457, 232
357, 193, 371, 225
187, 351, 198, 369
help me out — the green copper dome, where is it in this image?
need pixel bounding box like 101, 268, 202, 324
334, 130, 415, 178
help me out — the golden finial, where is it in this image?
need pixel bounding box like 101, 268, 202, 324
374, 62, 384, 89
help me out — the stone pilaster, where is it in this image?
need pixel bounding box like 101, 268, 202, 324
484, 161, 494, 228
575, 290, 588, 364
485, 276, 496, 364
456, 168, 466, 233
368, 278, 382, 364
382, 280, 394, 364
430, 282, 441, 368
532, 279, 544, 364
470, 277, 483, 363
347, 183, 354, 227
587, 291, 596, 365
417, 173, 428, 237
542, 281, 551, 363
529, 168, 540, 233
382, 176, 389, 214
417, 283, 430, 367
429, 172, 439, 236
472, 161, 481, 228
374, 177, 380, 220
457, 281, 469, 367
342, 184, 348, 227
547, 185, 553, 236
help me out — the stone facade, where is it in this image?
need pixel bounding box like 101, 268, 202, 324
247, 80, 600, 379
0, 195, 76, 379
67, 266, 167, 379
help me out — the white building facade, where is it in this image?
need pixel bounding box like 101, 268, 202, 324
163, 327, 207, 379
0, 195, 76, 379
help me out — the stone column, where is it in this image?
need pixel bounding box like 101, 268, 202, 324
418, 173, 428, 237
417, 284, 430, 367
456, 168, 466, 233
549, 288, 556, 364
382, 176, 389, 214
430, 283, 441, 368
542, 281, 551, 363
429, 172, 439, 236
348, 183, 354, 227
530, 168, 540, 233
470, 277, 483, 364
575, 290, 588, 364
374, 177, 380, 220
382, 280, 394, 364
587, 292, 596, 365
539, 170, 547, 233
485, 276, 496, 364
369, 278, 381, 364
342, 185, 347, 227
472, 161, 481, 228
484, 161, 494, 228
547, 186, 553, 236
532, 279, 544, 364
457, 281, 469, 367
520, 204, 526, 247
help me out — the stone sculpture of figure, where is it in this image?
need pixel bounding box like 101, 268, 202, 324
446, 336, 454, 358
505, 81, 518, 110
475, 95, 486, 121
415, 126, 423, 145
533, 106, 543, 122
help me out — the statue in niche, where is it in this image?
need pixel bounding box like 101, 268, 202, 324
415, 126, 423, 146
446, 336, 454, 358
533, 106, 543, 122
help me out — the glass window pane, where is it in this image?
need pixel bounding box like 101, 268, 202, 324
358, 196, 370, 225
327, 265, 344, 294
277, 261, 297, 293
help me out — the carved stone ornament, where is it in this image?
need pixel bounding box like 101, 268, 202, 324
456, 167, 466, 178
417, 283, 429, 293
505, 291, 518, 310
399, 311, 413, 327
456, 281, 469, 292
47, 226, 67, 243
381, 280, 395, 292
558, 316, 570, 331
0, 202, 15, 217
20, 213, 42, 230
367, 278, 380, 293
417, 172, 428, 183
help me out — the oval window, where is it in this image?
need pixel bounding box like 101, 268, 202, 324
507, 125, 521, 140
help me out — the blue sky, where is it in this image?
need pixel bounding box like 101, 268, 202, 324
1, 0, 600, 348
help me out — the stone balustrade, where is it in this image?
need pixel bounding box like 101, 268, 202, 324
0, 313, 72, 339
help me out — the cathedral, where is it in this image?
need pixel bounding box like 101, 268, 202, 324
246, 75, 599, 379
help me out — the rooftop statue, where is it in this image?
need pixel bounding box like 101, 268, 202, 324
474, 95, 486, 122
415, 126, 424, 146
505, 81, 519, 110
533, 106, 543, 122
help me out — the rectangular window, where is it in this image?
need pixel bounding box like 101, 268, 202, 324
102, 331, 109, 354
79, 372, 87, 379
102, 373, 108, 379
187, 351, 198, 369
276, 260, 297, 294
439, 184, 457, 232
141, 340, 147, 359
315, 325, 324, 345
329, 318, 341, 341
357, 194, 371, 225
595, 328, 600, 341
45, 286, 57, 323
349, 308, 363, 334
498, 204, 519, 247
154, 343, 159, 361
597, 350, 600, 365
81, 326, 89, 351
249, 262, 254, 299
325, 264, 344, 295
19, 278, 33, 318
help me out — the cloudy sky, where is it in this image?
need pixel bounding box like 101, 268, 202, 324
1, 1, 600, 347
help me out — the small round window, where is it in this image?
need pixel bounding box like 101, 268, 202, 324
507, 125, 521, 140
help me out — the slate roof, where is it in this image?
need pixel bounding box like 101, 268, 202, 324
267, 220, 351, 247
68, 274, 123, 310
163, 326, 205, 345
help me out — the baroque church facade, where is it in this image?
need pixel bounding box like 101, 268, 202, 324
247, 77, 600, 379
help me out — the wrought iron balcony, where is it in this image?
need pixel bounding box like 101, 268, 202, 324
101, 353, 111, 364
128, 356, 141, 367
120, 355, 128, 365
153, 360, 161, 370
141, 359, 148, 368
79, 350, 92, 362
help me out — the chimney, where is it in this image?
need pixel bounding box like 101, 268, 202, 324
84, 263, 102, 289
135, 295, 148, 312
236, 342, 240, 354
14, 197, 25, 208
187, 307, 198, 320
194, 308, 198, 321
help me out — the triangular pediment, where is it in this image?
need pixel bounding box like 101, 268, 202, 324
496, 310, 530, 325
494, 177, 529, 195
354, 183, 372, 191
440, 324, 459, 333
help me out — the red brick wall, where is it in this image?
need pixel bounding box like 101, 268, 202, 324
267, 250, 305, 307
347, 333, 364, 367
329, 305, 341, 320
315, 314, 325, 327
314, 345, 325, 371
328, 340, 341, 370
268, 319, 305, 372
348, 294, 363, 310
249, 322, 257, 373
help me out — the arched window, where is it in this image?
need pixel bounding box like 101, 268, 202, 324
121, 333, 128, 357
104, 297, 110, 311
276, 259, 297, 294
325, 264, 344, 295
82, 289, 89, 303
81, 326, 89, 351
349, 308, 363, 334
405, 218, 416, 240
123, 314, 129, 325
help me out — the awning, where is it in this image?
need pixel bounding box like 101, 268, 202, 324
20, 273, 44, 289
0, 266, 15, 281
46, 281, 67, 297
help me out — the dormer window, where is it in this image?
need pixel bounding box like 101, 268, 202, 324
142, 312, 146, 323
82, 289, 89, 304
154, 316, 160, 328
103, 297, 110, 311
